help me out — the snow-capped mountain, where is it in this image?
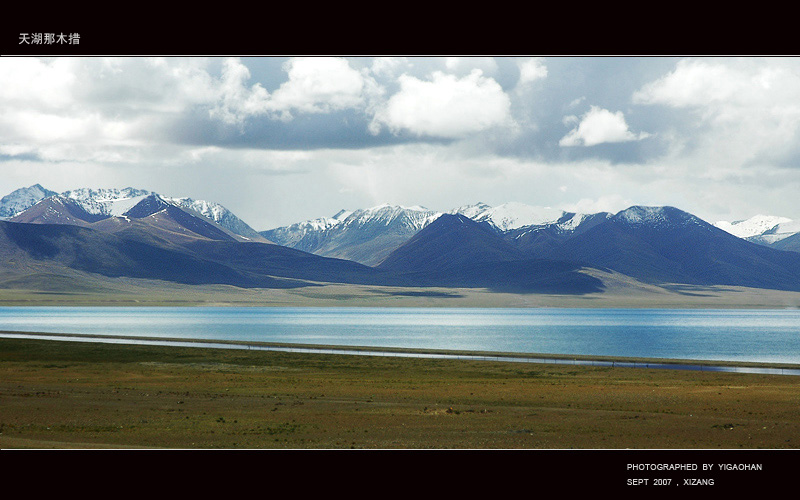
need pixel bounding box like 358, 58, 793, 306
615, 205, 706, 228
532, 205, 800, 291
714, 215, 793, 239
262, 209, 352, 250
0, 185, 261, 240
0, 184, 58, 219
340, 204, 441, 231
7, 193, 800, 294
714, 215, 800, 247
61, 187, 152, 217
261, 204, 441, 266
164, 196, 263, 239
10, 190, 264, 246
262, 201, 613, 265
451, 202, 565, 231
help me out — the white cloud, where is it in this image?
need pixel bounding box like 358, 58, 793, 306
371, 70, 512, 138
212, 57, 376, 124
443, 57, 500, 78
0, 57, 387, 164
211, 58, 273, 124
370, 57, 411, 78
517, 57, 548, 85
568, 96, 586, 108
0, 57, 76, 109
268, 57, 371, 118
559, 106, 650, 147
632, 58, 800, 167
632, 59, 744, 109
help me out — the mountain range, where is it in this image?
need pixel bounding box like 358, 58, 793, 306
260, 201, 615, 266
0, 185, 264, 242
713, 215, 800, 252
3, 184, 800, 296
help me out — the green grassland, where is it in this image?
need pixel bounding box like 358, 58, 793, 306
2, 337, 799, 449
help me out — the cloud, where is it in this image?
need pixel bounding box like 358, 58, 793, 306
268, 57, 373, 118
559, 106, 650, 147
0, 58, 221, 163
371, 70, 512, 138
632, 59, 744, 109
632, 58, 800, 168
517, 57, 548, 85
370, 57, 412, 78
568, 96, 586, 108
0, 57, 76, 109
443, 57, 500, 78
211, 58, 273, 124
212, 57, 378, 124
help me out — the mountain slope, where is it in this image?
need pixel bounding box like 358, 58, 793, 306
262, 204, 441, 266
0, 185, 263, 241
545, 206, 800, 291
507, 211, 612, 256
378, 214, 604, 293
378, 214, 523, 272
9, 195, 108, 226
9, 192, 270, 247
771, 231, 800, 253
0, 184, 58, 219
0, 219, 399, 289
0, 220, 268, 287
165, 196, 264, 240
261, 202, 608, 266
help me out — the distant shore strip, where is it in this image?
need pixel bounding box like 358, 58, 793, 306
2, 330, 800, 377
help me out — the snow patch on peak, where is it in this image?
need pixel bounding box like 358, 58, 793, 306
364, 203, 432, 213
492, 202, 564, 230
332, 209, 352, 221
60, 187, 153, 216
0, 184, 58, 218
558, 213, 590, 231
453, 202, 565, 231
714, 215, 793, 239
304, 217, 344, 231
166, 196, 224, 219
344, 204, 442, 230
62, 187, 151, 203
616, 205, 671, 224
163, 196, 261, 238
451, 202, 492, 219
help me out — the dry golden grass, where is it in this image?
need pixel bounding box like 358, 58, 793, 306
1, 337, 799, 449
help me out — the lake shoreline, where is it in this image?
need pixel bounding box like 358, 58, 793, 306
4, 330, 800, 376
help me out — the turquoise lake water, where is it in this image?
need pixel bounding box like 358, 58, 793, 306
1, 306, 799, 364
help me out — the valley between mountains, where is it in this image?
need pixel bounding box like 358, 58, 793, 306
3, 184, 800, 308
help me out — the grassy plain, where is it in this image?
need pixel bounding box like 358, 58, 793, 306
4, 267, 800, 308
4, 281, 800, 309
1, 337, 799, 449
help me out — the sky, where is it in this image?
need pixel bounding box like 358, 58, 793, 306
2, 56, 800, 230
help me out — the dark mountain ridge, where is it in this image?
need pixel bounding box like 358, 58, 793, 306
378, 214, 524, 272
11, 193, 256, 246
532, 206, 800, 291
378, 214, 605, 293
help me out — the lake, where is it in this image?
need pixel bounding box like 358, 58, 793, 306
1, 306, 799, 365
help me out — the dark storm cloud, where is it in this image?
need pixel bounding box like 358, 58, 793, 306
167, 108, 453, 150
